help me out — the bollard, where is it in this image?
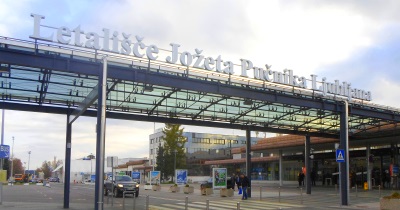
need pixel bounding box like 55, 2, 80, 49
185, 196, 188, 210
237, 202, 240, 210
356, 184, 358, 198
259, 186, 262, 201
206, 199, 209, 210
300, 188, 303, 204
335, 184, 338, 195
106, 190, 110, 205
379, 185, 381, 198
133, 192, 136, 210
123, 191, 126, 210
112, 189, 114, 207
279, 187, 281, 203
146, 195, 149, 210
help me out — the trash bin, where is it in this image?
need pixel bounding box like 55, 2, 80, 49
364, 182, 368, 190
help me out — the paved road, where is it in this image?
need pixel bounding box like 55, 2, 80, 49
0, 183, 384, 209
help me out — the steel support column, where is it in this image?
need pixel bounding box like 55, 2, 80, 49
246, 129, 251, 198
305, 135, 311, 194
340, 101, 349, 205
63, 112, 72, 209
367, 144, 371, 190
279, 149, 283, 187
95, 57, 107, 210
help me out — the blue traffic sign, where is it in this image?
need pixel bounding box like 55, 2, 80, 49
336, 149, 345, 162
0, 145, 10, 158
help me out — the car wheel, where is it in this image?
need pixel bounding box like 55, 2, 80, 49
113, 188, 119, 197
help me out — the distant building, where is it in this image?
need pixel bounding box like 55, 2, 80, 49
149, 128, 259, 176
62, 157, 146, 183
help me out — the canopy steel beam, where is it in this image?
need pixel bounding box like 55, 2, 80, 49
69, 79, 120, 124
38, 69, 51, 105
0, 48, 398, 123
148, 88, 179, 116
0, 47, 399, 125
69, 83, 99, 124
192, 96, 228, 120
0, 101, 339, 138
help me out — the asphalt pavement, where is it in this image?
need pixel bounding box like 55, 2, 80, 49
0, 182, 384, 210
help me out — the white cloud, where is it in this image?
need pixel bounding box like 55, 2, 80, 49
370, 78, 400, 109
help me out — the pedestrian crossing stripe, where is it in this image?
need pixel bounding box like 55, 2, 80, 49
149, 199, 304, 210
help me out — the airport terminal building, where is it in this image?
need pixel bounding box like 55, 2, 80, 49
149, 128, 260, 176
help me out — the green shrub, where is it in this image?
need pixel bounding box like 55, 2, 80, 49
383, 192, 400, 199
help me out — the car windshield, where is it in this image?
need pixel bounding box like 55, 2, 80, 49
115, 176, 132, 182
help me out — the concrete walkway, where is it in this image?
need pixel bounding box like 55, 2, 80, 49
0, 183, 386, 209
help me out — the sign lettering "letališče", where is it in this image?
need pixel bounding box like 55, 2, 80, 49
29, 14, 371, 101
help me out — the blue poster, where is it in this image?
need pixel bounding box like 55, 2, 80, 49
90, 174, 96, 182
131, 172, 140, 179
150, 171, 160, 185
175, 169, 188, 185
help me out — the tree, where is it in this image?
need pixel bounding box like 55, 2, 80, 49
41, 161, 52, 179
12, 158, 24, 175
155, 143, 167, 180
161, 123, 186, 181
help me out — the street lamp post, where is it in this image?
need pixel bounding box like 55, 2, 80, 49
10, 136, 14, 184
28, 151, 31, 172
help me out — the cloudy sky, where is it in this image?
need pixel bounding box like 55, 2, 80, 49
0, 0, 399, 169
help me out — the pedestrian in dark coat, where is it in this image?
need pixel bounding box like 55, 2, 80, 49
239, 174, 250, 200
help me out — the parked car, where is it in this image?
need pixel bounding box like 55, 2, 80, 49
31, 178, 43, 183
104, 175, 139, 197
49, 177, 60, 182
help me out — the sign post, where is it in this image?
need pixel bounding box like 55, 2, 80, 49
336, 148, 345, 206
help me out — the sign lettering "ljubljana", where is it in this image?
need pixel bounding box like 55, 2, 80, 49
29, 14, 371, 101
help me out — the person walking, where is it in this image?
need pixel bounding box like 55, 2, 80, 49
311, 170, 317, 186
230, 173, 236, 191
298, 172, 304, 187
239, 174, 250, 200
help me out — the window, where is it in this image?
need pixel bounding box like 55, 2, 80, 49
192, 138, 211, 144
214, 139, 225, 144
150, 149, 153, 154
150, 139, 154, 144
192, 148, 208, 153
241, 140, 246, 144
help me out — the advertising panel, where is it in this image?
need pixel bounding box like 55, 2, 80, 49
175, 169, 188, 185
90, 174, 95, 183
212, 168, 227, 189
150, 171, 160, 185
131, 172, 140, 179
